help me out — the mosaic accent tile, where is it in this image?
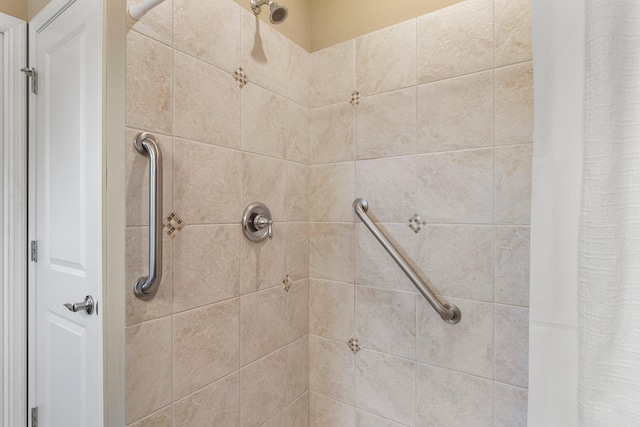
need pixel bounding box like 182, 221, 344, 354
408, 214, 427, 234
348, 338, 362, 354
234, 67, 248, 88
350, 90, 361, 107
282, 274, 293, 292
163, 212, 185, 238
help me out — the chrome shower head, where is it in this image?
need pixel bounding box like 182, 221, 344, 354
250, 0, 288, 24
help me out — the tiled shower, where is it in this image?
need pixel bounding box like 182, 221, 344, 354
124, 0, 533, 425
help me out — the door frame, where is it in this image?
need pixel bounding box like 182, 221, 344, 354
0, 12, 27, 427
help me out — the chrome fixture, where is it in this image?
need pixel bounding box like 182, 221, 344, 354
64, 295, 95, 315
242, 202, 273, 242
353, 198, 461, 324
133, 132, 164, 301
250, 0, 288, 24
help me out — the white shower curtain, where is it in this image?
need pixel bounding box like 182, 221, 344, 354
580, 1, 640, 424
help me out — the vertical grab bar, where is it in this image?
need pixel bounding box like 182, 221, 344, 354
133, 132, 163, 301
353, 198, 461, 324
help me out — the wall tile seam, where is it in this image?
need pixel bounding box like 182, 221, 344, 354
125, 402, 172, 427
494, 59, 534, 73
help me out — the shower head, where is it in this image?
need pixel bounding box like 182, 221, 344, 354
250, 0, 288, 24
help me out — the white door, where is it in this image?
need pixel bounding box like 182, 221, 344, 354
28, 0, 103, 425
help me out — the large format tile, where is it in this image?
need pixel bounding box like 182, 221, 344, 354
125, 318, 172, 424
287, 336, 309, 402
416, 364, 493, 427
287, 102, 310, 164
241, 287, 287, 365
240, 222, 287, 293
242, 152, 288, 221
355, 350, 415, 426
417, 0, 493, 84
356, 287, 416, 359
495, 0, 532, 67
174, 51, 240, 148
309, 392, 355, 427
173, 225, 240, 312
240, 348, 288, 427
415, 225, 493, 301
288, 41, 311, 107
355, 19, 416, 96
286, 162, 310, 222
288, 393, 310, 427
417, 297, 493, 378
173, 138, 240, 224
173, 373, 240, 427
494, 62, 534, 146
356, 88, 416, 160
173, 300, 240, 399
127, 0, 172, 45
495, 305, 529, 388
127, 406, 172, 427
309, 335, 354, 404
494, 382, 528, 427
126, 31, 172, 134
494, 144, 533, 224
286, 223, 309, 283
287, 279, 309, 342
355, 410, 405, 427
309, 163, 355, 222
495, 226, 530, 306
173, 0, 240, 72
416, 149, 493, 224
309, 223, 355, 283
309, 279, 354, 342
309, 103, 355, 164
262, 410, 288, 427
241, 83, 288, 158
417, 71, 493, 153
310, 40, 355, 107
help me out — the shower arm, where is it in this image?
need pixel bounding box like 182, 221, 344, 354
129, 0, 166, 20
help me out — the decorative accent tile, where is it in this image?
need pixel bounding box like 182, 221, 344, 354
408, 214, 427, 234
283, 274, 293, 292
163, 212, 185, 238
234, 67, 248, 88
350, 90, 361, 107
348, 338, 362, 354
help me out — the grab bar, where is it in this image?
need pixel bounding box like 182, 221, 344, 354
133, 132, 163, 301
353, 198, 461, 324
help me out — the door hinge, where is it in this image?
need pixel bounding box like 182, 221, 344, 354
31, 407, 38, 427
31, 240, 38, 262
20, 67, 38, 94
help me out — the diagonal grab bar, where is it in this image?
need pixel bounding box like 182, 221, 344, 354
353, 198, 461, 324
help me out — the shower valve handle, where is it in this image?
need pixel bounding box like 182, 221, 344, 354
254, 215, 273, 239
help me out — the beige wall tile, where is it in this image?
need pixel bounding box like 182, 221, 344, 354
310, 40, 355, 107
309, 163, 355, 222
286, 162, 310, 222
309, 335, 354, 404
356, 287, 416, 359
174, 51, 240, 148
495, 144, 533, 224
173, 138, 240, 224
173, 300, 240, 399
127, 406, 172, 427
125, 129, 173, 227
240, 348, 288, 427
309, 223, 355, 283
242, 153, 288, 220
127, 0, 173, 46
494, 382, 528, 427
355, 223, 416, 293
288, 280, 309, 342
241, 222, 287, 293
309, 103, 355, 164
495, 305, 529, 388
287, 336, 309, 402
174, 0, 240, 72
173, 225, 240, 312
126, 31, 173, 134
288, 41, 311, 107
417, 71, 493, 153
241, 84, 288, 158
241, 9, 289, 97
495, 226, 530, 306
416, 149, 493, 224
309, 279, 354, 342
417, 296, 493, 378
355, 350, 415, 426
310, 392, 355, 427
286, 223, 309, 282
241, 287, 287, 365
288, 393, 310, 427
287, 102, 310, 164
263, 410, 288, 427
495, 0, 532, 67
495, 62, 533, 145
416, 364, 493, 427
126, 318, 173, 424
416, 225, 493, 301
355, 410, 405, 427
173, 373, 240, 427
355, 156, 416, 223
125, 228, 173, 325
355, 20, 416, 96
355, 88, 416, 160
417, 0, 493, 84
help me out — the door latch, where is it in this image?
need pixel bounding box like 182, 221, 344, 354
63, 295, 95, 315
20, 67, 38, 94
